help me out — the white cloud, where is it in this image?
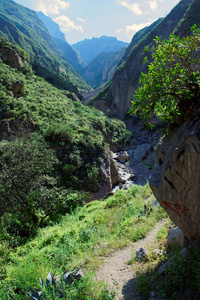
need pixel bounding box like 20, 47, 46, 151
116, 28, 123, 33
148, 0, 158, 11
54, 15, 83, 34
36, 0, 70, 15
116, 20, 155, 41
77, 17, 86, 23
124, 20, 155, 38
118, 0, 143, 15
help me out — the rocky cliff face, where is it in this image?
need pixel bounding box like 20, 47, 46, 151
88, 146, 120, 200
150, 118, 200, 240
92, 0, 193, 119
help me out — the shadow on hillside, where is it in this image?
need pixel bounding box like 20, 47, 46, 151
122, 274, 200, 300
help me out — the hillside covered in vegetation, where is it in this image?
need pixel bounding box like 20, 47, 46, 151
0, 38, 132, 241
0, 0, 90, 96
1, 0, 200, 299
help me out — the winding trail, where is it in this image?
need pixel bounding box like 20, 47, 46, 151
96, 218, 166, 300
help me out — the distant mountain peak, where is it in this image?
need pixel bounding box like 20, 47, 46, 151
72, 36, 129, 65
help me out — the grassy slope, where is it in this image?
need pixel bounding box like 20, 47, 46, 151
0, 184, 167, 299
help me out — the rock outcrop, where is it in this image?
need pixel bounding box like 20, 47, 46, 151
90, 147, 120, 200
0, 116, 35, 141
150, 118, 200, 240
0, 46, 27, 70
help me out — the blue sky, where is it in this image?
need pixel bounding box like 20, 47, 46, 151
14, 0, 180, 44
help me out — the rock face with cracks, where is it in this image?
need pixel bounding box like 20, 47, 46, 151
89, 147, 120, 200
150, 118, 200, 240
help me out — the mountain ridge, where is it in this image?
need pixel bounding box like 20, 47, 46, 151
37, 11, 86, 73
0, 0, 91, 95
92, 0, 195, 119
72, 35, 129, 65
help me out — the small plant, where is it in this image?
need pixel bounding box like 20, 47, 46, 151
24, 268, 83, 299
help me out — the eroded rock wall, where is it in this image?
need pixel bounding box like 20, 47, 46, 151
89, 146, 120, 200
150, 118, 200, 240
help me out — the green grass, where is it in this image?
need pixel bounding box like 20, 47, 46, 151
0, 184, 167, 299
135, 218, 200, 300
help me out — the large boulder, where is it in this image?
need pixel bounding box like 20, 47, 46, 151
150, 118, 200, 240
117, 151, 129, 163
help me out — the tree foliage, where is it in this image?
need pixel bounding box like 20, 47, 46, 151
0, 134, 86, 240
130, 25, 200, 128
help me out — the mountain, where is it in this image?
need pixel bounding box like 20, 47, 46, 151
120, 18, 164, 65
53, 37, 86, 73
83, 52, 114, 88
83, 47, 127, 88
36, 11, 66, 42
72, 36, 129, 65
37, 11, 86, 73
0, 0, 90, 95
92, 0, 198, 119
36, 12, 125, 84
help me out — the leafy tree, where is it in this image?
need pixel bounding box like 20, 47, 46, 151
130, 25, 200, 129
0, 134, 86, 239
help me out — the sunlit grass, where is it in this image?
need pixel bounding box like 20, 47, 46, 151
0, 184, 168, 299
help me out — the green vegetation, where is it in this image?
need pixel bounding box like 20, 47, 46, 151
0, 134, 87, 241
0, 54, 130, 188
0, 38, 132, 241
135, 223, 200, 299
130, 25, 200, 129
0, 184, 167, 299
89, 81, 114, 109
24, 269, 114, 300
0, 0, 91, 95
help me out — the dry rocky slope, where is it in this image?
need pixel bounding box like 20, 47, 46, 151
92, 0, 198, 119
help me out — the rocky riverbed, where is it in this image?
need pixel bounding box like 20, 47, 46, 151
110, 118, 161, 194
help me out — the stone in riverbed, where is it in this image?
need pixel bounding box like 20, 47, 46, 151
117, 151, 130, 163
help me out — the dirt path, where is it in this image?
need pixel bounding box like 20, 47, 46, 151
96, 218, 166, 300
